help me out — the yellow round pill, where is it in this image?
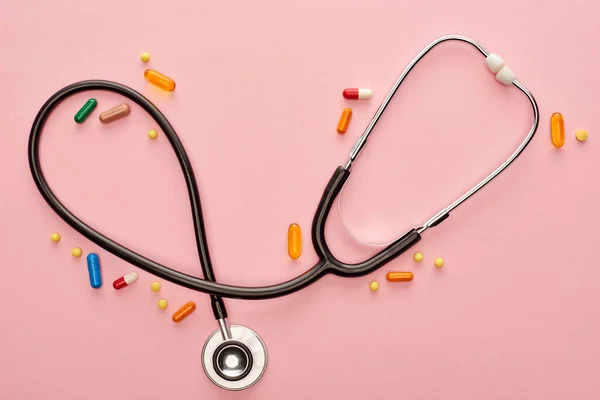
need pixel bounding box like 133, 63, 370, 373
50, 232, 61, 243
157, 299, 168, 310
413, 252, 424, 263
140, 52, 151, 63
150, 281, 161, 292
71, 247, 82, 257
576, 129, 588, 142
148, 129, 158, 140
369, 281, 379, 292
434, 257, 444, 268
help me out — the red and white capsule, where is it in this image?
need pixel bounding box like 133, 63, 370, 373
113, 272, 139, 290
342, 88, 373, 100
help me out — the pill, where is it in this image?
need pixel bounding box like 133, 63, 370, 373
140, 52, 151, 63
144, 69, 176, 91
148, 129, 158, 139
113, 272, 139, 290
150, 281, 161, 292
74, 98, 98, 123
72, 247, 82, 257
413, 252, 424, 263
551, 112, 565, 147
157, 299, 168, 309
99, 104, 130, 124
86, 253, 102, 289
434, 257, 444, 268
576, 129, 588, 142
50, 232, 61, 242
288, 223, 302, 259
343, 88, 373, 100
337, 108, 352, 134
386, 272, 414, 282
369, 281, 379, 292
172, 301, 196, 323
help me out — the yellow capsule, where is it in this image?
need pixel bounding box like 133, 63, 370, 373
99, 104, 130, 124
288, 223, 302, 259
386, 272, 414, 282
576, 129, 588, 142
71, 247, 82, 258
337, 108, 352, 134
551, 112, 565, 147
369, 281, 379, 292
144, 69, 176, 91
413, 252, 424, 263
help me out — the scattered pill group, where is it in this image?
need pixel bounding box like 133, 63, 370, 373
287, 223, 302, 259
113, 272, 139, 290
144, 69, 176, 91
99, 104, 131, 124
87, 253, 102, 289
172, 301, 196, 323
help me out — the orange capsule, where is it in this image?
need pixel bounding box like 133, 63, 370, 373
551, 112, 565, 148
172, 301, 196, 323
336, 108, 352, 134
144, 69, 176, 91
288, 223, 302, 259
386, 272, 414, 282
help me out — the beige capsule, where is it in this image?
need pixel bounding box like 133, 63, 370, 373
99, 104, 130, 123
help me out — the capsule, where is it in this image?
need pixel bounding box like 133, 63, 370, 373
337, 108, 352, 134
99, 104, 130, 124
288, 223, 302, 259
144, 69, 176, 91
172, 301, 196, 323
113, 272, 139, 290
86, 253, 102, 289
74, 98, 97, 123
551, 112, 565, 147
343, 88, 373, 100
386, 272, 414, 282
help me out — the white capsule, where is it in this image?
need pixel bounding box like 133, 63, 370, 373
485, 53, 505, 74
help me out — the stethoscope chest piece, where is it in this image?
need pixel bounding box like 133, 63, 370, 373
202, 324, 268, 390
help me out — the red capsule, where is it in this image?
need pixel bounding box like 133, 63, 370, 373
113, 272, 139, 290
342, 88, 373, 100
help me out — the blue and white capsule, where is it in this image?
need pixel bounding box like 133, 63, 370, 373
87, 253, 102, 289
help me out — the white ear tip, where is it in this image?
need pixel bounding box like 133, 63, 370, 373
495, 66, 516, 85
485, 53, 505, 73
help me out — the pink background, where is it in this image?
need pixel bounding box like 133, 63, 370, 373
1, 0, 599, 399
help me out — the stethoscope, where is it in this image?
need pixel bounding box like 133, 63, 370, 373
28, 35, 539, 390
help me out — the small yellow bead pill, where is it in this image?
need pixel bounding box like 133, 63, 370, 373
576, 129, 588, 142
157, 299, 168, 309
434, 257, 444, 268
150, 282, 161, 292
50, 233, 61, 243
71, 247, 82, 257
140, 52, 151, 63
369, 281, 379, 292
148, 129, 158, 140
413, 252, 424, 263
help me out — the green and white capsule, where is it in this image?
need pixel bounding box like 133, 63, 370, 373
74, 98, 98, 123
